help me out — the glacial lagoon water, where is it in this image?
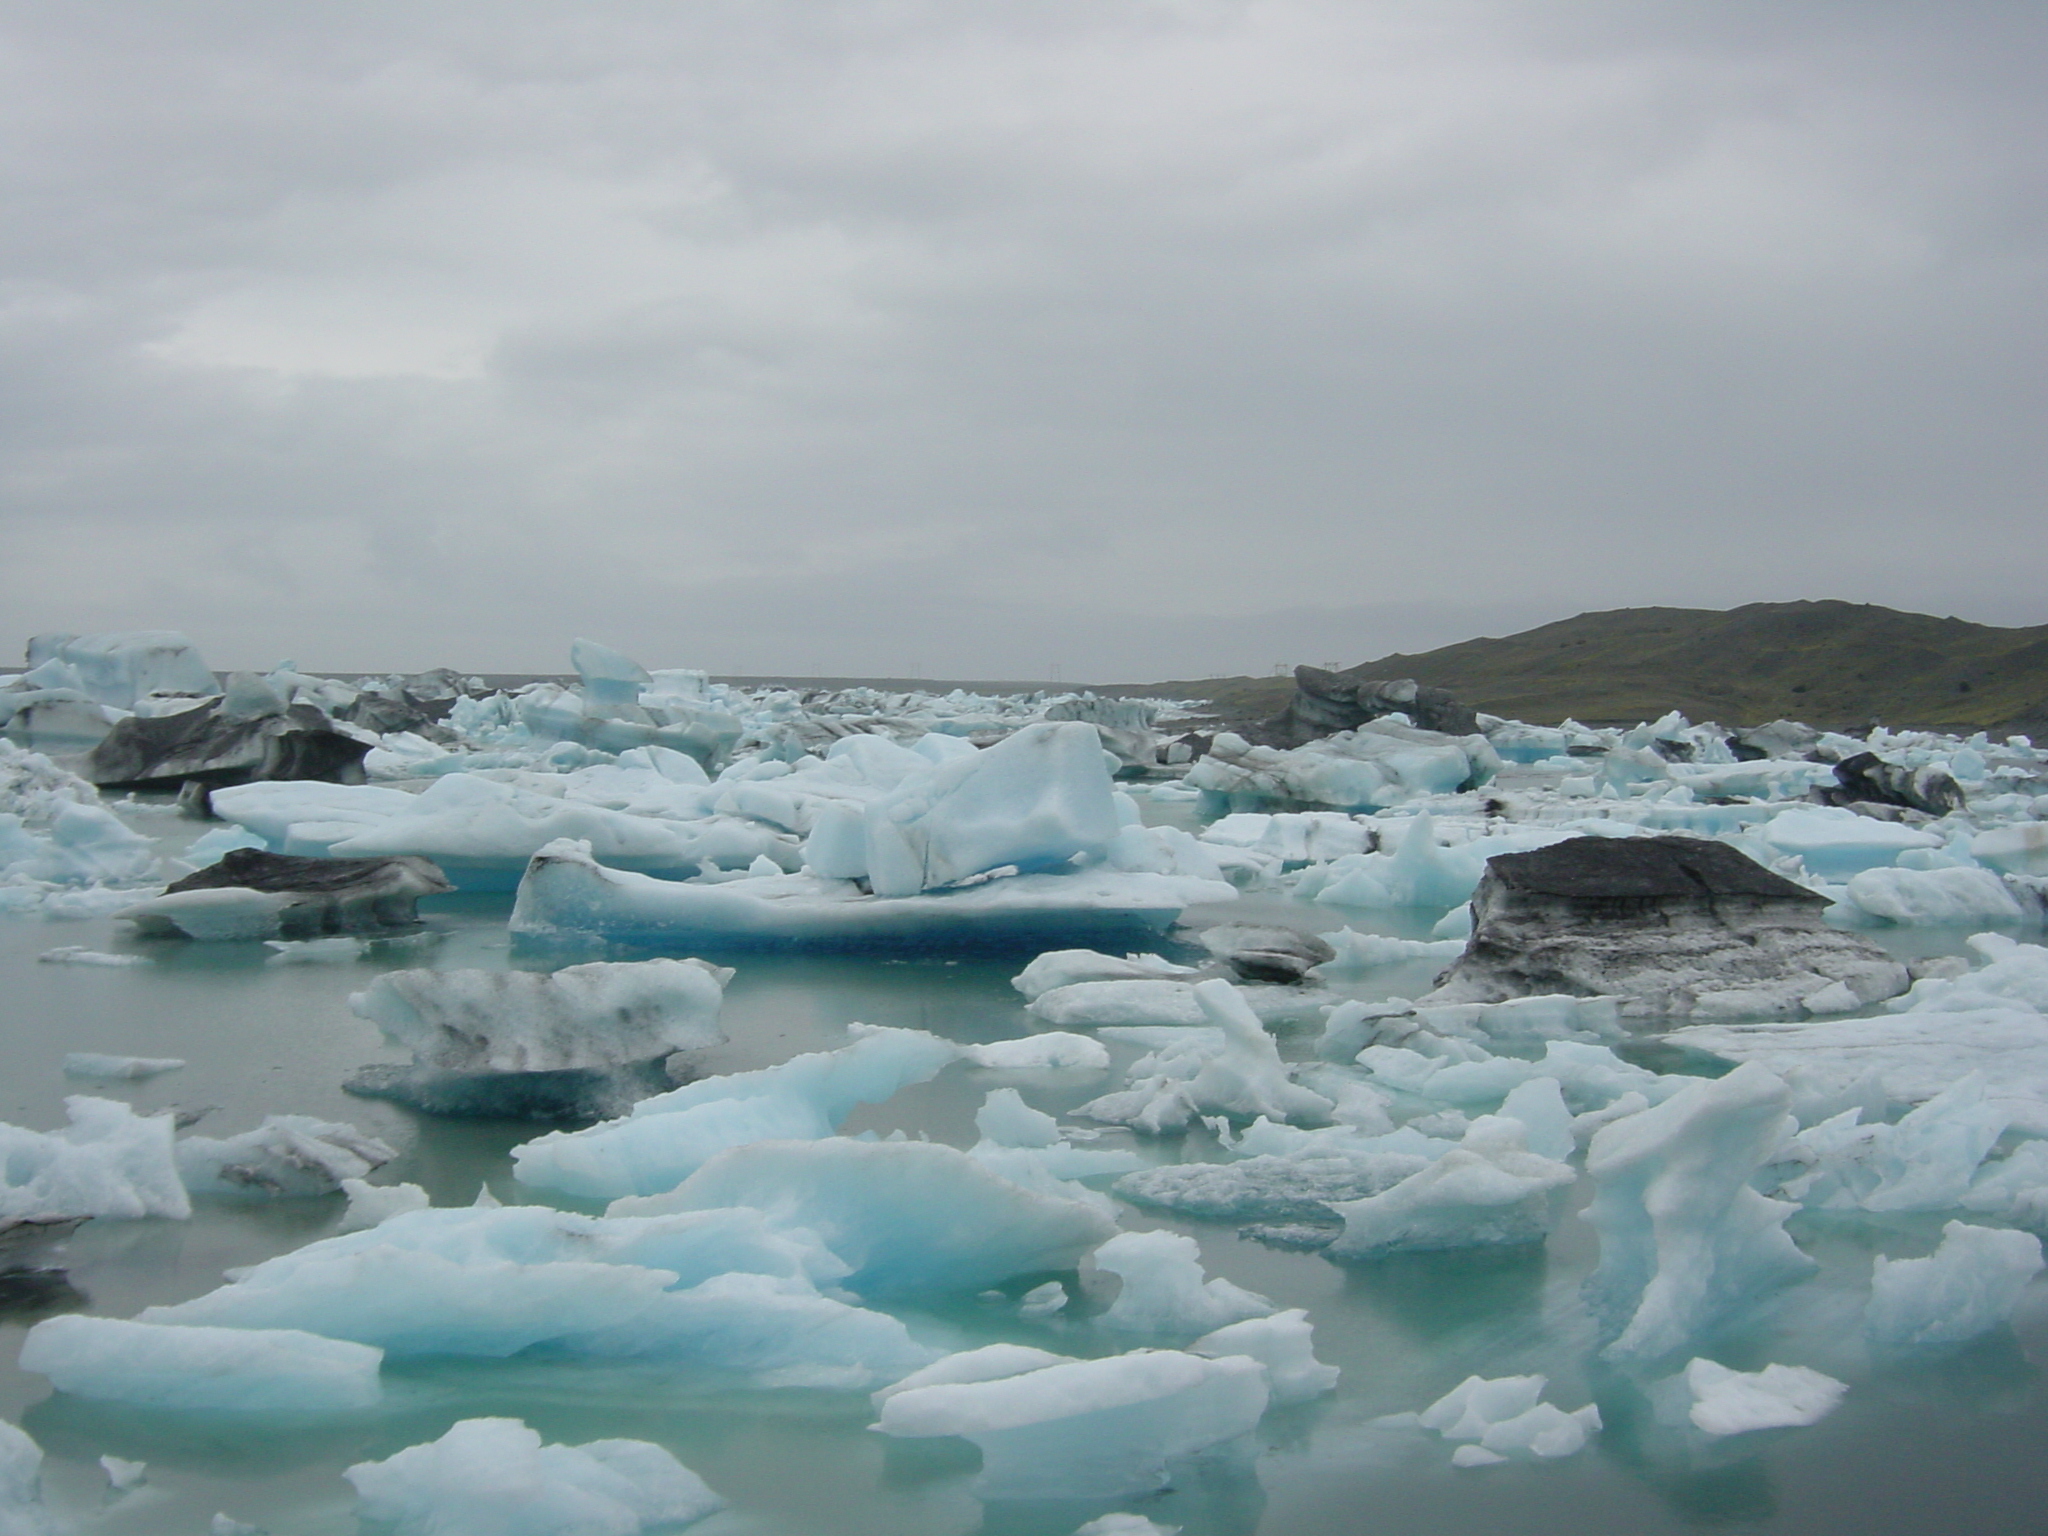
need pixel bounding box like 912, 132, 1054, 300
4, 808, 2046, 1535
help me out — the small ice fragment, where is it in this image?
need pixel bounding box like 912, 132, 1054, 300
99, 1454, 147, 1490
1020, 1280, 1069, 1318
62, 1053, 185, 1080
212, 1516, 263, 1536
1418, 1375, 1548, 1440
1452, 1444, 1507, 1467
1094, 1229, 1273, 1334
1866, 1220, 2045, 1347
963, 1033, 1112, 1071
337, 1178, 431, 1232
1190, 1308, 1339, 1404
39, 947, 148, 967
264, 936, 366, 964
1683, 1358, 1847, 1436
1073, 1515, 1181, 1536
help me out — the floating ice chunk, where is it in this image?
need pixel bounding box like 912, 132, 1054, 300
1972, 823, 2048, 879
1190, 1308, 1337, 1404
1114, 1146, 1431, 1227
0, 1422, 50, 1536
1584, 1062, 1814, 1360
1479, 1402, 1601, 1459
863, 721, 1121, 897
873, 1343, 1078, 1405
211, 1515, 260, 1536
1419, 1375, 1549, 1440
1865, 1220, 2044, 1348
1032, 979, 1206, 1027
1325, 1119, 1574, 1258
512, 838, 1232, 952
617, 1137, 1116, 1297
1311, 928, 1466, 974
264, 935, 369, 963
1496, 1076, 1575, 1160
0, 1097, 190, 1221
1452, 1444, 1507, 1467
977, 1088, 1062, 1148
1964, 1140, 2048, 1225
1761, 808, 1944, 877
513, 1025, 957, 1200
336, 1179, 431, 1231
19, 1315, 382, 1410
61, 1053, 183, 1079
1076, 981, 1334, 1134
571, 637, 654, 707
21, 631, 216, 708
874, 1349, 1269, 1500
1020, 1280, 1070, 1318
1682, 1358, 1847, 1436
1073, 1515, 1180, 1536
38, 947, 147, 967
1841, 867, 2027, 927
1189, 727, 1496, 814
1771, 1073, 2007, 1212
1094, 1230, 1273, 1334
176, 1116, 396, 1199
1013, 949, 1197, 1000
345, 1417, 722, 1536
98, 1455, 146, 1491
963, 1033, 1112, 1071
350, 958, 728, 1074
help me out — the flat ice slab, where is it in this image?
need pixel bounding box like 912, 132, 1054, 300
511, 838, 1234, 952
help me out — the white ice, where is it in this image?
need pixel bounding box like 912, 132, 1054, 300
512, 1024, 958, 1200
345, 1417, 722, 1536
1865, 1220, 2044, 1348
0, 1096, 190, 1221
1326, 1117, 1575, 1258
613, 1136, 1117, 1298
1681, 1358, 1847, 1436
19, 1314, 383, 1411
1416, 1374, 1599, 1459
1012, 948, 1197, 1001
1093, 1229, 1274, 1334
61, 1053, 183, 1079
1077, 981, 1334, 1134
874, 1348, 1269, 1500
336, 1178, 431, 1231
1189, 1308, 1339, 1404
1583, 1063, 1815, 1360
176, 1116, 396, 1200
351, 957, 728, 1074
0, 1421, 49, 1536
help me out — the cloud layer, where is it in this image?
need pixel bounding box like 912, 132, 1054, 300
3, 1, 2042, 678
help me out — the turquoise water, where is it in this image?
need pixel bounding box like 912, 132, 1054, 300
4, 852, 2046, 1534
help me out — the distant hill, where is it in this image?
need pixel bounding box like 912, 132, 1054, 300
1112, 601, 2048, 735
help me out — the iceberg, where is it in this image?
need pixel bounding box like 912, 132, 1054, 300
1189, 1308, 1338, 1405
512, 838, 1234, 953
17, 631, 216, 709
512, 1024, 958, 1200
1840, 866, 2031, 928
61, 1053, 183, 1079
874, 1348, 1269, 1500
1012, 947, 1198, 1000
1416, 1374, 1600, 1460
1583, 1063, 1815, 1361
1681, 1357, 1847, 1436
350, 958, 728, 1073
613, 1137, 1117, 1297
175, 1115, 397, 1200
345, 1417, 722, 1536
1865, 1220, 2044, 1348
0, 1421, 49, 1536
1077, 981, 1335, 1133
1093, 1229, 1274, 1334
1188, 725, 1497, 814
19, 1314, 383, 1411
0, 1097, 190, 1221
1325, 1118, 1575, 1259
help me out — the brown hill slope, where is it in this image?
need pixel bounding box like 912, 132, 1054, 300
1114, 601, 2048, 734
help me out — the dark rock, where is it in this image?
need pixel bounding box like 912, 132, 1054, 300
1424, 834, 1909, 1020
0, 1215, 86, 1269
0, 1267, 87, 1322
1257, 668, 1478, 748
121, 849, 453, 939
84, 697, 374, 791
340, 667, 468, 737
1810, 751, 1964, 817
1198, 923, 1336, 983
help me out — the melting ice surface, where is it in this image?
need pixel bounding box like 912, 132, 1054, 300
3, 650, 2048, 1534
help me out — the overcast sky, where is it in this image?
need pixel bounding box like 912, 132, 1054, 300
2, 1, 2041, 681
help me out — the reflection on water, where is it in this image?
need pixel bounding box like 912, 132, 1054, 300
4, 884, 2048, 1535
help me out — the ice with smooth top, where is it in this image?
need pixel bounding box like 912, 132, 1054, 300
1682, 1358, 1847, 1436
19, 1314, 383, 1411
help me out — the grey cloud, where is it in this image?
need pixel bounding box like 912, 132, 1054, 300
2, 1, 2042, 677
